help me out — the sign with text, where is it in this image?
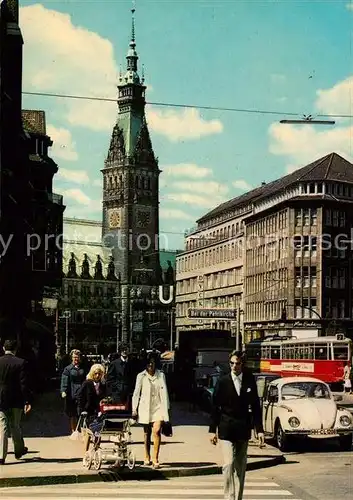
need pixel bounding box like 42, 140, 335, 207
188, 308, 237, 319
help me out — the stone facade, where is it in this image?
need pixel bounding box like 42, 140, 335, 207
100, 10, 168, 349
59, 218, 178, 353
176, 153, 353, 344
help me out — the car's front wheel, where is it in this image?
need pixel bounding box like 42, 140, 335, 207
339, 434, 352, 451
275, 421, 290, 452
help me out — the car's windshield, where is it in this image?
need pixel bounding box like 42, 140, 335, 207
281, 382, 330, 400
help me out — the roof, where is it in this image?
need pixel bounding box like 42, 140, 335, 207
22, 110, 47, 135
274, 377, 326, 386
197, 153, 353, 223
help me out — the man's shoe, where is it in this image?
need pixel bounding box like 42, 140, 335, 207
15, 447, 28, 459
0, 459, 5, 465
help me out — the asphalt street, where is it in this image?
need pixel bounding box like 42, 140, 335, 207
262, 439, 353, 500
1, 442, 351, 500
0, 474, 309, 499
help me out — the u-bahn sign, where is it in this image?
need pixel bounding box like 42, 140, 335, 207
188, 308, 237, 319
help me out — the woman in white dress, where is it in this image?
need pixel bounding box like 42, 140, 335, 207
132, 354, 170, 468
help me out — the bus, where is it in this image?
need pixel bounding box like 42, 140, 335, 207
245, 334, 352, 387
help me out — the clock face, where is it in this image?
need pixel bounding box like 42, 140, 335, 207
108, 209, 121, 229
137, 209, 151, 227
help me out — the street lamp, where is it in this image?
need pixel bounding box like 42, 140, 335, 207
61, 310, 71, 354
113, 312, 121, 352
280, 115, 335, 125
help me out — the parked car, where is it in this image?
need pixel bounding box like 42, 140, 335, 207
262, 376, 353, 451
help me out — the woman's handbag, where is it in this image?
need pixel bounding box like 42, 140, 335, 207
161, 421, 173, 437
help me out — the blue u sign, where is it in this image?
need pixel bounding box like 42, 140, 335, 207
158, 285, 174, 304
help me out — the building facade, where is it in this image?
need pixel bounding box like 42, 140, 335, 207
1, 3, 64, 361
0, 0, 32, 339
100, 9, 169, 350
176, 152, 353, 344
60, 218, 178, 353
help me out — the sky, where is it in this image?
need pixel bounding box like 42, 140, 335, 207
20, 0, 353, 250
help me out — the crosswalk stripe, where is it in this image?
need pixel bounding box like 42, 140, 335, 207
0, 476, 300, 500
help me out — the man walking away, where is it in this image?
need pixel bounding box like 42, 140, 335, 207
0, 340, 32, 464
209, 350, 264, 500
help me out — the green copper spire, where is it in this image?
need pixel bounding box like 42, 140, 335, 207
125, 3, 140, 83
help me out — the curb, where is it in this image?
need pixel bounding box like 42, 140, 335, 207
0, 455, 285, 488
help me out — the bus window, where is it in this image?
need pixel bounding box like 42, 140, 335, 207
314, 345, 328, 360
271, 346, 281, 359
262, 346, 270, 359
282, 346, 289, 360
333, 345, 348, 360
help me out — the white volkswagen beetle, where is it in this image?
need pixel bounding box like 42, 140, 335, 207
262, 377, 353, 451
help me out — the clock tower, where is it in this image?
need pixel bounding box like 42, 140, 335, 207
102, 7, 162, 346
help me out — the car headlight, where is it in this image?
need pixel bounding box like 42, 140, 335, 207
288, 417, 300, 428
339, 415, 352, 427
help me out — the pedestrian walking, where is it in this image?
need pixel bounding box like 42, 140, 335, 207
78, 363, 106, 452
132, 353, 170, 468
343, 362, 352, 394
106, 346, 133, 406
60, 349, 86, 434
0, 339, 32, 465
209, 350, 264, 500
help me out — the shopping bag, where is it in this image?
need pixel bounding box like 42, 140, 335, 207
69, 429, 83, 441
161, 421, 173, 437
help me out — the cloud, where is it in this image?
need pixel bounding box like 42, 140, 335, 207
47, 125, 78, 161
21, 6, 223, 142
162, 163, 212, 178
232, 179, 252, 191
60, 188, 91, 205
271, 74, 286, 83
57, 187, 102, 217
269, 122, 353, 171
268, 75, 353, 170
92, 178, 103, 187
316, 76, 353, 117
160, 208, 194, 220
21, 4, 118, 131
146, 107, 223, 142
172, 180, 228, 197
166, 192, 224, 208
57, 168, 89, 184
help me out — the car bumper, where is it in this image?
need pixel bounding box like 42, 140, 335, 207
284, 429, 353, 438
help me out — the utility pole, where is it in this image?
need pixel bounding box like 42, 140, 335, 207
62, 310, 71, 354
169, 310, 172, 351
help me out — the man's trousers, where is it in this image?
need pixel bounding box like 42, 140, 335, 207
220, 439, 248, 500
0, 408, 25, 461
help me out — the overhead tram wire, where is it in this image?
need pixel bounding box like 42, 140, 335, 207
22, 91, 352, 119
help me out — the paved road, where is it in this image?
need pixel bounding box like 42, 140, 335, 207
0, 474, 304, 499
263, 439, 353, 500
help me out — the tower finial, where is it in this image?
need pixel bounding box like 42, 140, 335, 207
131, 0, 136, 43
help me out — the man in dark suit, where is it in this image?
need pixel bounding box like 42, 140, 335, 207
106, 346, 133, 406
209, 350, 264, 500
0, 339, 32, 464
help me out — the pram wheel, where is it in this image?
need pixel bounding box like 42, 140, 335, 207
93, 449, 102, 470
83, 451, 93, 469
127, 450, 135, 470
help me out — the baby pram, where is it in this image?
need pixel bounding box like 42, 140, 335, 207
82, 398, 136, 471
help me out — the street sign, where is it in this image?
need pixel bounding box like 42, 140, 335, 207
188, 308, 237, 319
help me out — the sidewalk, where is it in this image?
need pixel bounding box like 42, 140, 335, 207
0, 393, 284, 488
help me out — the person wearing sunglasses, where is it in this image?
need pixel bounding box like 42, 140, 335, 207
209, 350, 264, 500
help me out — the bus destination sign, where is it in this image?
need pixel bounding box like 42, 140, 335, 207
188, 308, 237, 319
